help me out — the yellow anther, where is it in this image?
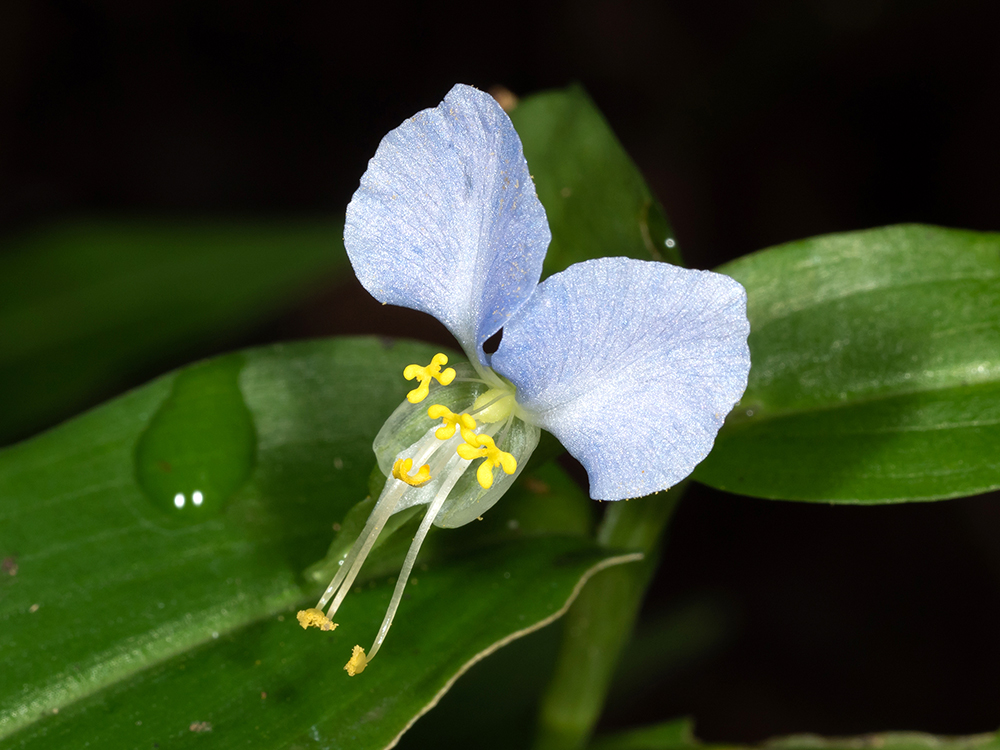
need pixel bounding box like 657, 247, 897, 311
345, 645, 368, 676
402, 353, 456, 403
296, 608, 338, 632
392, 458, 432, 487
456, 434, 517, 489
427, 404, 478, 442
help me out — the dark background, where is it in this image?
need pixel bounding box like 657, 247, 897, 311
2, 0, 998, 743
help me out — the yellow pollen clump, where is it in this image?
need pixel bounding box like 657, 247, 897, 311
427, 404, 477, 442
457, 434, 517, 489
471, 387, 516, 423
392, 457, 432, 486
345, 645, 369, 676
296, 608, 337, 631
402, 353, 456, 403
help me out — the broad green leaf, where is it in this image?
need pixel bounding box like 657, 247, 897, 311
6, 541, 625, 750
590, 723, 1000, 750
0, 337, 637, 748
511, 85, 683, 275
0, 218, 347, 446
696, 224, 1000, 502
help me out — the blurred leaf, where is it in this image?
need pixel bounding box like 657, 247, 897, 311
0, 218, 347, 445
0, 337, 637, 749
590, 724, 1000, 750
590, 717, 695, 750
604, 595, 736, 715
511, 84, 683, 275
697, 224, 1000, 502
396, 622, 564, 750
761, 733, 1000, 750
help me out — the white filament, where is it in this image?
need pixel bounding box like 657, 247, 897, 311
317, 480, 406, 615
315, 425, 458, 619
364, 453, 467, 663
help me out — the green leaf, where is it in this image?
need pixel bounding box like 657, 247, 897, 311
0, 337, 638, 748
761, 734, 1000, 750
590, 724, 1000, 750
0, 218, 347, 445
696, 224, 1000, 502
605, 596, 735, 714
510, 84, 683, 275
589, 717, 695, 750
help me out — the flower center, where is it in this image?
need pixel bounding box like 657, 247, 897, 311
297, 353, 529, 676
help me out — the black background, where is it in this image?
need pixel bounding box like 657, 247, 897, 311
2, 0, 998, 742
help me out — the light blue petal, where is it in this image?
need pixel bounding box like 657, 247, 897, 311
344, 84, 551, 366
491, 258, 751, 501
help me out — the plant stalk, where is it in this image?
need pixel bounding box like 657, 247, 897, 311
533, 484, 684, 750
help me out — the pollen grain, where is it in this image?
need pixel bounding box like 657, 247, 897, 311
345, 645, 369, 676
296, 608, 337, 631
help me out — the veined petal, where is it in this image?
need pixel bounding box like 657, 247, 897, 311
344, 84, 551, 367
492, 258, 750, 501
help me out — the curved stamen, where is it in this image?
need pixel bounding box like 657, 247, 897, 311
310, 427, 444, 618
356, 450, 467, 671
316, 480, 407, 616
392, 457, 432, 486
300, 367, 530, 675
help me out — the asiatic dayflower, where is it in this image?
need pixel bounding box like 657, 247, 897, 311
297, 84, 751, 676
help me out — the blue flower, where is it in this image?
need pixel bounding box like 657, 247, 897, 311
298, 84, 751, 675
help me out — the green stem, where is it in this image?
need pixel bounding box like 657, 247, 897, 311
533, 484, 684, 750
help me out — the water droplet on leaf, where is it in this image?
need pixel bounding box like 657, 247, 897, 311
135, 355, 256, 522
